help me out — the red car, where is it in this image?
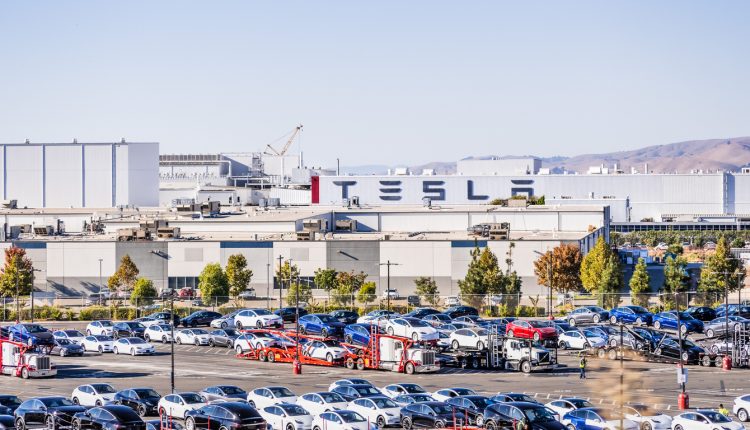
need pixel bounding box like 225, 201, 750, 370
505, 320, 557, 341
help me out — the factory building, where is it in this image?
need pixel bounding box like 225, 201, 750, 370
0, 141, 159, 208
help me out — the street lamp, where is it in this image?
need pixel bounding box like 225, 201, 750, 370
30, 268, 42, 323
266, 263, 271, 310
98, 259, 103, 306
379, 261, 400, 316
533, 250, 554, 320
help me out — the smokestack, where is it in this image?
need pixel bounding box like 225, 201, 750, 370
644, 163, 649, 174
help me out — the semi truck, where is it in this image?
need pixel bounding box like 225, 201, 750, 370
1, 340, 57, 379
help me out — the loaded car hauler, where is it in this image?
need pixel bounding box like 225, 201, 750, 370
0, 339, 57, 379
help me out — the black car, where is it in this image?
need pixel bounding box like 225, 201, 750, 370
653, 336, 704, 364
72, 405, 146, 430
444, 306, 479, 319
274, 307, 308, 323
404, 308, 441, 319
51, 338, 85, 357
400, 402, 464, 428
330, 310, 359, 324
114, 388, 162, 417
482, 402, 565, 430
185, 402, 266, 430
181, 311, 222, 327
146, 419, 184, 430
14, 396, 86, 430
0, 396, 22, 416
209, 329, 239, 348
685, 306, 717, 322
112, 322, 146, 339
491, 393, 540, 404
715, 305, 750, 319
331, 384, 384, 402
446, 396, 491, 425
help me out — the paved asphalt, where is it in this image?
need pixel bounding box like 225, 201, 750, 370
7, 321, 750, 421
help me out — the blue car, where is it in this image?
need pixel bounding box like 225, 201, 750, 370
8, 323, 55, 347
298, 314, 346, 337
343, 323, 384, 346
609, 306, 653, 326
652, 311, 704, 333
562, 408, 638, 430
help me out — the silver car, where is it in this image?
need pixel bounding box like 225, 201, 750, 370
210, 310, 241, 329
566, 306, 608, 326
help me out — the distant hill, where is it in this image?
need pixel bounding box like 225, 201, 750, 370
342, 137, 750, 175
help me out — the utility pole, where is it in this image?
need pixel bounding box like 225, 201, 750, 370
98, 258, 103, 306
277, 256, 284, 310
266, 263, 271, 310
619, 322, 624, 430
15, 254, 19, 323
379, 261, 400, 316
30, 268, 41, 323
170, 290, 175, 393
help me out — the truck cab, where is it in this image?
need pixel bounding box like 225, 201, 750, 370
1, 342, 57, 379
502, 338, 556, 373
379, 337, 438, 374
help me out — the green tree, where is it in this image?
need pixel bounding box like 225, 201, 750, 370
130, 277, 157, 307
731, 237, 746, 248
581, 237, 622, 307
276, 261, 300, 290
662, 255, 689, 309
533, 244, 583, 294
314, 268, 338, 304
108, 255, 139, 293
629, 258, 651, 307
0, 247, 35, 298
599, 254, 623, 308
334, 271, 367, 306
198, 263, 229, 305
286, 280, 312, 306
667, 243, 684, 255
414, 277, 439, 306
699, 236, 745, 302
458, 246, 504, 308
357, 281, 377, 306
226, 254, 253, 297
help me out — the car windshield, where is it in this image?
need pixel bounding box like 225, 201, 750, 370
92, 384, 116, 394
129, 338, 146, 344
355, 386, 380, 395
453, 388, 474, 396
254, 310, 272, 316
279, 404, 308, 416
269, 387, 295, 397
320, 392, 345, 403
41, 397, 74, 407
192, 329, 208, 335
408, 319, 430, 327
510, 394, 535, 402
470, 398, 489, 409
569, 399, 593, 408
402, 384, 424, 393
372, 397, 398, 408
430, 404, 454, 415
475, 329, 489, 336
582, 330, 600, 338
220, 386, 245, 395
0, 396, 21, 407
411, 394, 434, 402
182, 394, 204, 404
135, 389, 160, 398
528, 321, 549, 328
127, 323, 145, 329
57, 339, 71, 345
702, 411, 731, 422
94, 335, 111, 341
522, 407, 557, 423
676, 312, 695, 320
157, 325, 171, 331
339, 411, 366, 423
24, 324, 47, 333
64, 330, 83, 336
100, 321, 113, 327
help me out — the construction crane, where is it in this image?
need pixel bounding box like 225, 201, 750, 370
264, 124, 303, 156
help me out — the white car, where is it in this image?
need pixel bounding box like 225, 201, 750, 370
113, 337, 155, 355
144, 324, 173, 343
71, 383, 117, 406
297, 392, 349, 415
234, 332, 282, 353
175, 328, 211, 345
53, 330, 86, 345
623, 405, 672, 430
384, 318, 438, 341
448, 328, 492, 350
380, 384, 426, 399
157, 392, 207, 419
311, 410, 376, 430
247, 387, 298, 409
356, 311, 399, 324
382, 289, 399, 300
444, 296, 460, 307
562, 409, 638, 430
302, 340, 347, 362
671, 410, 743, 430
733, 394, 750, 421
86, 320, 114, 336
545, 398, 594, 419
328, 379, 374, 393
347, 397, 402, 428
558, 330, 607, 350
261, 403, 313, 430
82, 335, 115, 353
432, 388, 476, 402
211, 310, 241, 329
234, 309, 284, 330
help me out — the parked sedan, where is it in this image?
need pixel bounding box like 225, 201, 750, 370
565, 306, 609, 326
235, 309, 284, 330
186, 402, 266, 430
211, 310, 241, 329
404, 308, 441, 319
312, 410, 375, 430
296, 392, 348, 415
72, 405, 146, 430
328, 379, 374, 392
446, 396, 491, 426
356, 310, 399, 324
670, 410, 742, 430
175, 328, 212, 345
393, 394, 437, 406
432, 388, 476, 402
331, 385, 383, 402
302, 339, 348, 362
200, 385, 248, 402
449, 328, 491, 350
489, 393, 540, 404
400, 402, 463, 429
348, 396, 401, 428
86, 320, 115, 336
51, 338, 85, 357
261, 403, 313, 430
484, 402, 565, 430
652, 311, 704, 334
381, 384, 426, 399
157, 393, 207, 419
443, 306, 479, 319
275, 307, 309, 323
7, 323, 55, 347
562, 408, 637, 430
609, 306, 653, 326
557, 330, 606, 350
82, 335, 115, 353
384, 318, 439, 341
14, 396, 86, 430
685, 306, 717, 322
330, 310, 359, 324
506, 320, 557, 341
344, 324, 384, 346
622, 405, 672, 430
704, 316, 750, 338
208, 328, 238, 348
247, 387, 298, 409
0, 396, 21, 416
545, 398, 594, 419
53, 329, 86, 345
422, 314, 452, 327
144, 324, 173, 343
732, 394, 750, 421
112, 321, 146, 339
180, 310, 222, 327
72, 383, 117, 406
299, 314, 346, 337
715, 305, 750, 319
114, 388, 162, 417
653, 337, 705, 364
113, 337, 155, 355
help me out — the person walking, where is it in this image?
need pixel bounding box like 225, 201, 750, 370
579, 354, 587, 379
719, 404, 730, 416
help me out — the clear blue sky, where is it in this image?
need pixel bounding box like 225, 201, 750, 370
1, 1, 749, 167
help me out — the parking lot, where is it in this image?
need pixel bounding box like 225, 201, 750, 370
7, 321, 750, 419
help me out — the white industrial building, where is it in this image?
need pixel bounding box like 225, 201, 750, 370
0, 141, 159, 208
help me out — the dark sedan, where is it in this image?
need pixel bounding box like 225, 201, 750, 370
114, 388, 161, 417
51, 338, 85, 357
331, 384, 383, 402
200, 385, 248, 402
14, 396, 86, 430
653, 336, 705, 364
181, 310, 222, 327
685, 306, 717, 322
404, 308, 441, 319
444, 306, 479, 319
703, 316, 750, 338
112, 322, 146, 339
0, 395, 22, 416
446, 395, 491, 425
73, 405, 146, 430
185, 402, 266, 430
400, 401, 464, 428
330, 309, 359, 324
209, 329, 239, 348
7, 323, 55, 347
482, 402, 565, 430
274, 307, 308, 323
715, 305, 750, 319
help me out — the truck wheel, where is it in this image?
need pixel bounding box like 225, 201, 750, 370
258, 350, 267, 362
485, 421, 496, 430
405, 362, 415, 374
608, 349, 618, 360
356, 358, 365, 370
520, 360, 532, 373
470, 357, 480, 369
268, 352, 275, 362
597, 348, 606, 359
21, 368, 29, 379
701, 355, 711, 367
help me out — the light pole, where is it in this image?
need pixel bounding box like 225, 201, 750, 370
30, 268, 42, 323
15, 254, 19, 323
276, 256, 284, 310
294, 270, 301, 375
98, 258, 103, 306
266, 263, 271, 310
379, 261, 400, 316
533, 250, 553, 319
170, 290, 175, 393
